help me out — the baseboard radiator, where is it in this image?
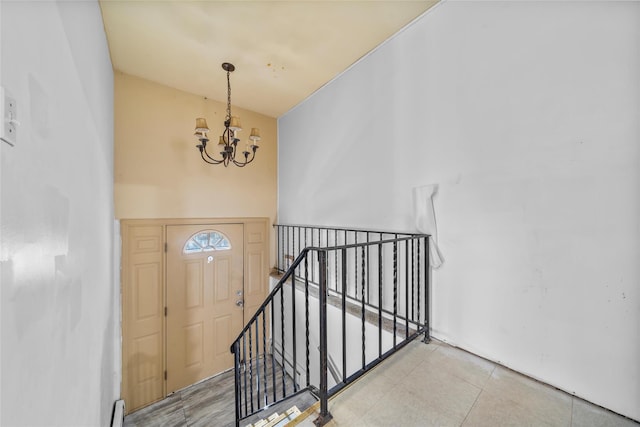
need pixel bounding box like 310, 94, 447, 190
112, 400, 125, 427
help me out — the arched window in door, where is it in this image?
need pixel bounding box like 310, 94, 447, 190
183, 230, 232, 254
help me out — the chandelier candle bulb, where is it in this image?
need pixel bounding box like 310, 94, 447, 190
249, 128, 261, 144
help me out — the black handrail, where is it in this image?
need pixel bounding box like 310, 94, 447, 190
233, 248, 310, 339
274, 223, 423, 237
231, 225, 431, 427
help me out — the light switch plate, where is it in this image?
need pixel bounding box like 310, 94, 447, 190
1, 87, 17, 146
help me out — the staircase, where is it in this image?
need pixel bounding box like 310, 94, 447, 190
230, 225, 431, 427
243, 405, 301, 427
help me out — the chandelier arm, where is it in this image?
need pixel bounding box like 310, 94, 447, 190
231, 146, 258, 167
203, 148, 224, 164
231, 149, 249, 167
232, 158, 249, 167
200, 149, 224, 165
200, 143, 225, 164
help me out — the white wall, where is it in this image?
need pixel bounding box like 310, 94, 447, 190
1, 1, 118, 425
279, 1, 639, 421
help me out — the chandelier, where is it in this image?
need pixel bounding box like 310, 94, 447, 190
194, 62, 261, 167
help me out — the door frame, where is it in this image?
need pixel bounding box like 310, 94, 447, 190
120, 217, 270, 414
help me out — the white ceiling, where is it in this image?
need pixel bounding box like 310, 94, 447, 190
99, 0, 439, 118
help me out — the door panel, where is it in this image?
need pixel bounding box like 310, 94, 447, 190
185, 260, 204, 309
213, 315, 232, 357
214, 257, 231, 301
122, 225, 164, 413
166, 224, 244, 393
243, 221, 269, 324
184, 322, 204, 367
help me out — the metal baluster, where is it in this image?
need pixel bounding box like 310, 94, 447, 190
344, 230, 348, 296
324, 229, 327, 286
334, 229, 338, 293
271, 302, 276, 402
280, 282, 286, 398
305, 254, 310, 387
417, 238, 421, 328
313, 228, 318, 283
294, 227, 299, 275
354, 233, 358, 300
405, 240, 409, 339
424, 236, 431, 343
298, 227, 302, 279
378, 243, 383, 358
341, 248, 347, 382
366, 233, 370, 305
262, 310, 267, 406
393, 239, 398, 349
361, 245, 366, 370
243, 334, 248, 415
278, 225, 282, 272
249, 327, 254, 414
411, 239, 415, 322
284, 226, 287, 271
255, 319, 260, 409
291, 271, 297, 393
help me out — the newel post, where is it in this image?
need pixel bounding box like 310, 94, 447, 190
314, 250, 333, 426
232, 340, 241, 427
423, 235, 431, 344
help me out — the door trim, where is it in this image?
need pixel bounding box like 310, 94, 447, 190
120, 217, 269, 414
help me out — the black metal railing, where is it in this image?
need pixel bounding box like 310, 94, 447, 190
275, 225, 418, 290
231, 225, 430, 426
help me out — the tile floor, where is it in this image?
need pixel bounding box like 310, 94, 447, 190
300, 339, 639, 427
125, 338, 639, 427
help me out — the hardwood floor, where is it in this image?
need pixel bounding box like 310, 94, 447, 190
124, 370, 236, 427
124, 360, 308, 427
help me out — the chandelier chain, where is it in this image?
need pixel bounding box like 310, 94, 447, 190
226, 69, 232, 121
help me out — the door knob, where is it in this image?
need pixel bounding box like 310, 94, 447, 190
236, 300, 244, 307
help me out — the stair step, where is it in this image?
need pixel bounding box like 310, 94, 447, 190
245, 405, 301, 427
240, 390, 317, 427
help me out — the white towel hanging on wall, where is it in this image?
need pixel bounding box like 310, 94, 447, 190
413, 184, 444, 269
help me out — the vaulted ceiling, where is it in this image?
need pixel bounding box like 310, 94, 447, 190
99, 0, 439, 118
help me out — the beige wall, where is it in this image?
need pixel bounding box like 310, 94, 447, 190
114, 72, 277, 224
